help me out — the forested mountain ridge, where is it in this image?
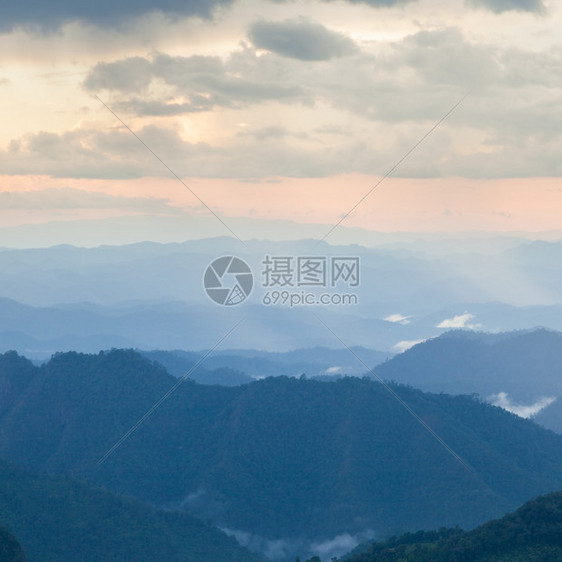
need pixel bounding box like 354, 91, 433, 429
344, 491, 562, 561
0, 455, 265, 562
1, 348, 562, 561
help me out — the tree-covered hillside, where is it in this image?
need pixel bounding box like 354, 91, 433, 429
345, 491, 562, 561
0, 525, 26, 562
0, 456, 264, 562
1, 347, 562, 555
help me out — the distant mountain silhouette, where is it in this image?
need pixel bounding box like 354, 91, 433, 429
4, 238, 562, 355
375, 328, 562, 432
0, 296, 402, 356
141, 346, 389, 383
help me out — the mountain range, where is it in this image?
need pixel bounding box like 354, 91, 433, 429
141, 346, 390, 382
2, 348, 562, 561
2, 236, 562, 356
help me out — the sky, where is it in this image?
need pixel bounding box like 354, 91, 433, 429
1, 0, 561, 246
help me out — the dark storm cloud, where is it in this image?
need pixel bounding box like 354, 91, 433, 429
468, 0, 545, 12
247, 19, 358, 61
0, 0, 412, 33
1, 0, 544, 33
346, 0, 543, 8
0, 0, 234, 32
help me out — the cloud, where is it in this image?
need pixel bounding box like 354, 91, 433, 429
222, 528, 303, 561
326, 0, 412, 5
488, 392, 556, 418
0, 0, 235, 32
7, 26, 562, 180
396, 28, 500, 89
83, 57, 153, 93
113, 98, 215, 116
310, 532, 365, 558
107, 31, 561, 145
325, 366, 342, 374
238, 126, 310, 141
0, 125, 225, 179
468, 0, 545, 13
2, 128, 141, 178
393, 339, 425, 353
384, 313, 411, 325
0, 122, 360, 179
224, 528, 375, 561
0, 187, 179, 213
0, 0, 430, 33
247, 19, 357, 61
437, 312, 481, 329
84, 51, 307, 114
0, 0, 547, 37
